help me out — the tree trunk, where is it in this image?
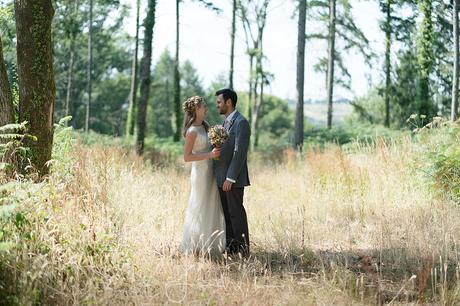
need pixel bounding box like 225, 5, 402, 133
229, 0, 237, 89
384, 0, 391, 127
64, 0, 79, 126
15, 0, 56, 177
251, 41, 263, 150
65, 49, 74, 120
452, 0, 459, 121
417, 0, 434, 117
326, 0, 336, 129
253, 70, 263, 148
136, 0, 156, 155
85, 0, 93, 132
173, 0, 181, 142
0, 36, 14, 126
126, 0, 141, 136
293, 0, 306, 150
246, 56, 254, 121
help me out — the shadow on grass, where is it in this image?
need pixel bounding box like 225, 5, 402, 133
213, 246, 459, 304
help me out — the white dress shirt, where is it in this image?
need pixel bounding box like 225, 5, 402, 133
224, 110, 237, 130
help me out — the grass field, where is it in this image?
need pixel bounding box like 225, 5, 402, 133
1, 129, 460, 305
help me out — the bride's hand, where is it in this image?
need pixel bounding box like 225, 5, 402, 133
210, 147, 221, 158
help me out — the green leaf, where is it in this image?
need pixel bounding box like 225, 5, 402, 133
0, 242, 15, 253
58, 116, 73, 126
0, 182, 17, 195
0, 122, 27, 133
0, 162, 12, 171
0, 133, 23, 140
0, 204, 17, 220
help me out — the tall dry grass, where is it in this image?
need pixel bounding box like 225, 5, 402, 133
1, 137, 460, 305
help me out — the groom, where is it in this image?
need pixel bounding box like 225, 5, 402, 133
214, 88, 251, 256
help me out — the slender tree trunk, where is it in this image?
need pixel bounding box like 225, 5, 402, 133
294, 0, 306, 150
85, 0, 93, 132
64, 0, 79, 126
452, 0, 459, 121
384, 0, 391, 127
253, 70, 263, 148
251, 40, 263, 150
0, 36, 14, 126
136, 0, 156, 155
229, 0, 237, 89
247, 53, 254, 125
65, 49, 74, 120
326, 0, 336, 129
127, 0, 141, 136
15, 0, 56, 177
417, 0, 434, 116
173, 0, 181, 142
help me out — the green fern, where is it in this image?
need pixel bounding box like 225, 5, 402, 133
0, 121, 32, 175
0, 121, 27, 133
0, 133, 25, 140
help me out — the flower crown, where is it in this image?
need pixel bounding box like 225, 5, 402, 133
182, 96, 203, 114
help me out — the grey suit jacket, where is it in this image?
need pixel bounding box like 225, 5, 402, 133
214, 111, 251, 188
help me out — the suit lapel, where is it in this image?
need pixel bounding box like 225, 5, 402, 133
227, 111, 239, 131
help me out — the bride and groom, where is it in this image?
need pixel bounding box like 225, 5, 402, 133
181, 88, 250, 257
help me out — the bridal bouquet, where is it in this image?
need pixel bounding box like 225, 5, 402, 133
208, 125, 229, 160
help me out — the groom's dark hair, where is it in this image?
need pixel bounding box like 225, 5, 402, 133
216, 88, 237, 107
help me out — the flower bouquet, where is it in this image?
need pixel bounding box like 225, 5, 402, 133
208, 125, 229, 160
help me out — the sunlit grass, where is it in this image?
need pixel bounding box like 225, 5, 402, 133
1, 135, 460, 304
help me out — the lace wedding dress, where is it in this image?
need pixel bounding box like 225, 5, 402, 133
181, 125, 226, 255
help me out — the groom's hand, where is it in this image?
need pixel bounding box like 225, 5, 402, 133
223, 180, 233, 192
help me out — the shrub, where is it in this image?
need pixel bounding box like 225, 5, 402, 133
413, 117, 460, 204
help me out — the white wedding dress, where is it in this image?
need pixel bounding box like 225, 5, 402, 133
181, 125, 226, 255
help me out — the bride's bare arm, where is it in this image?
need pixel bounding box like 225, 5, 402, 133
183, 130, 220, 162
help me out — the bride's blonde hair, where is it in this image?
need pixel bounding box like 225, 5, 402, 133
182, 96, 210, 138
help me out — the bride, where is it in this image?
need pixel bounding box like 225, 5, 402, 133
181, 96, 226, 255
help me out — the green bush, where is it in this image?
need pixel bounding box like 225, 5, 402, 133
303, 123, 403, 150
414, 118, 460, 204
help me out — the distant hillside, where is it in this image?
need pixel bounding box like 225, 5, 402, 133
287, 98, 354, 126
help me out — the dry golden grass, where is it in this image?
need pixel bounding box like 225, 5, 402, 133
2, 139, 460, 305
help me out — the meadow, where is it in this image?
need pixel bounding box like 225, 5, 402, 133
1, 123, 460, 305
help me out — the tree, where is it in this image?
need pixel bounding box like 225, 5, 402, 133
150, 49, 175, 138
378, 0, 417, 127
431, 0, 454, 116
136, 0, 156, 155
126, 0, 141, 136
392, 38, 419, 127
307, 0, 373, 129
173, 0, 181, 142
257, 95, 294, 150
325, 0, 336, 130
417, 0, 435, 117
148, 50, 208, 138
229, 0, 237, 89
0, 36, 14, 126
452, 0, 459, 121
294, 0, 306, 150
85, 0, 93, 132
52, 0, 130, 132
172, 0, 220, 142
64, 0, 79, 124
381, 0, 392, 127
14, 0, 56, 176
239, 0, 272, 149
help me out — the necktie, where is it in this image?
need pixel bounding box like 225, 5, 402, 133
224, 119, 230, 131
